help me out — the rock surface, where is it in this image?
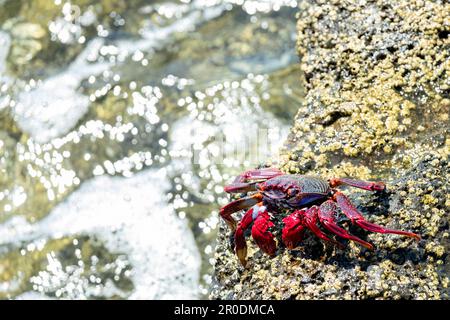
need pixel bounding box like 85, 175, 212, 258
211, 0, 449, 299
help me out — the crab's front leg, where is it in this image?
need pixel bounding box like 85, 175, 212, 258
333, 191, 420, 240
220, 193, 262, 231
224, 167, 283, 193
234, 204, 276, 266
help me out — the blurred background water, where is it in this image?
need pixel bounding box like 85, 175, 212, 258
0, 0, 303, 299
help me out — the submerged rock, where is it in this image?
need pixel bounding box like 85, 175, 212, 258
211, 0, 449, 299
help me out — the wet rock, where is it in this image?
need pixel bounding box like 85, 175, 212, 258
211, 0, 449, 299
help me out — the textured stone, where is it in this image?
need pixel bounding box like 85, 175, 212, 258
211, 0, 449, 300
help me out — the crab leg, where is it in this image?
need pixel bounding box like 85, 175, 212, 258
329, 177, 385, 192
233, 168, 284, 182
224, 168, 283, 193
334, 192, 420, 240
303, 207, 346, 249
318, 200, 374, 250
220, 193, 262, 231
224, 182, 259, 193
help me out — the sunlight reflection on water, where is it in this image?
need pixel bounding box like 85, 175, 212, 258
0, 0, 300, 299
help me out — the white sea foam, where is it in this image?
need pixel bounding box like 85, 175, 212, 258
114, 2, 226, 58
13, 39, 108, 143
169, 81, 290, 173
0, 31, 10, 76
0, 169, 201, 299
0, 31, 12, 111
9, 0, 292, 143
11, 2, 226, 144
0, 30, 11, 109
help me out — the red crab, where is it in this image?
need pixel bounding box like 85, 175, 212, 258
220, 168, 420, 266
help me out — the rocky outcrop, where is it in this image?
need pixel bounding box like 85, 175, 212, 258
211, 0, 449, 299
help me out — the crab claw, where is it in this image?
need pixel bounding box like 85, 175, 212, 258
282, 212, 306, 249
251, 211, 277, 256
